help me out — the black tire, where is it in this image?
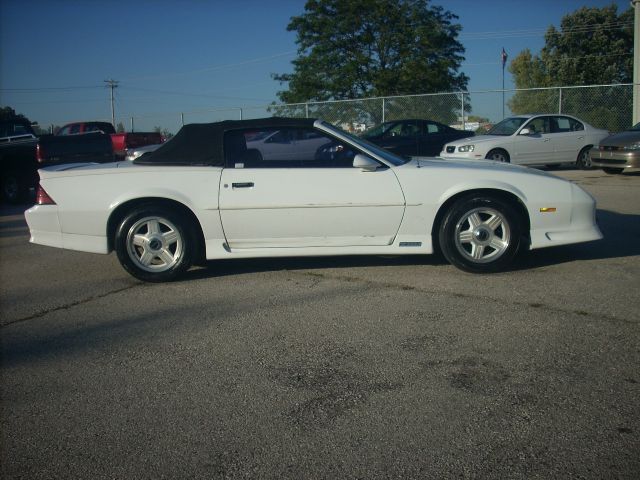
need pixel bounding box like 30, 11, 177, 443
114, 205, 196, 282
485, 149, 510, 163
1, 172, 28, 204
438, 195, 522, 273
575, 146, 593, 170
602, 167, 624, 175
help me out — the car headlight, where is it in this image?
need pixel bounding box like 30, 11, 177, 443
458, 145, 475, 152
622, 143, 640, 151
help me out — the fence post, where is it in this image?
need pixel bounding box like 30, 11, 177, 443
558, 88, 563, 114
239, 108, 243, 120
130, 117, 134, 133
461, 92, 466, 131
382, 98, 386, 123
305, 103, 309, 118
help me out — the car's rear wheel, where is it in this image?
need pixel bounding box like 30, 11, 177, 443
1, 171, 28, 204
485, 149, 510, 163
439, 195, 522, 273
575, 146, 593, 170
115, 206, 196, 282
602, 167, 624, 175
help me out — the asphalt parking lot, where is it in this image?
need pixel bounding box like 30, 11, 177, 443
1, 168, 639, 479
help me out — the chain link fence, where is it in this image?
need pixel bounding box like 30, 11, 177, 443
58, 83, 633, 135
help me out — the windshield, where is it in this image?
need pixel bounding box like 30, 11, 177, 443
320, 121, 409, 166
487, 117, 528, 136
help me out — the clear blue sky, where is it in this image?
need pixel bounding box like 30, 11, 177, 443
0, 0, 631, 132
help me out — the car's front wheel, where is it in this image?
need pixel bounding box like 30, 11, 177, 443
439, 195, 522, 273
115, 206, 196, 282
485, 149, 510, 163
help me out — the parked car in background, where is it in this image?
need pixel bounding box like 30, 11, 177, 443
439, 114, 609, 169
57, 121, 164, 158
361, 119, 473, 157
0, 119, 115, 203
37, 131, 114, 167
26, 118, 602, 282
0, 119, 39, 203
589, 123, 640, 174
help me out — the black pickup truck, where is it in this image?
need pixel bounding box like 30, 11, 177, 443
0, 119, 114, 203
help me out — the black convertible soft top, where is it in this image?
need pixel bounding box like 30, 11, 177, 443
133, 117, 318, 166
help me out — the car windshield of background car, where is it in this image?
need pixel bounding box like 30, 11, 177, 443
487, 117, 528, 136
321, 122, 409, 166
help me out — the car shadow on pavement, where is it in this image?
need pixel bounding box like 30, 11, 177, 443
184, 253, 447, 281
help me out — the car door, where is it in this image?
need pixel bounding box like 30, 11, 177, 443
218, 126, 406, 249
510, 116, 555, 164
549, 116, 585, 163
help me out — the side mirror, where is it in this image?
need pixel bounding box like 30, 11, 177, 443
353, 153, 379, 171
519, 128, 531, 136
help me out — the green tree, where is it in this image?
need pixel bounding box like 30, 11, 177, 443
508, 5, 633, 130
116, 122, 125, 133
153, 126, 174, 139
273, 0, 468, 125
0, 106, 32, 124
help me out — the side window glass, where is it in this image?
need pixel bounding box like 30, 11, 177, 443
386, 121, 419, 138
69, 124, 81, 135
569, 118, 584, 131
525, 117, 549, 134
226, 127, 359, 168
553, 116, 572, 133
426, 123, 440, 134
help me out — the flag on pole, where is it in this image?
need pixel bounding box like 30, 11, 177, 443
501, 48, 508, 69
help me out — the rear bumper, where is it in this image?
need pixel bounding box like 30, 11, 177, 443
25, 205, 109, 254
589, 148, 640, 169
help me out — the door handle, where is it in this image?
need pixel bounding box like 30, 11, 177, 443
232, 182, 254, 188
543, 138, 550, 142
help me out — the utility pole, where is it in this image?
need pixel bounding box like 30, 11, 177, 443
104, 79, 119, 127
633, 0, 639, 124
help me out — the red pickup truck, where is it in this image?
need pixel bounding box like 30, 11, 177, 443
56, 122, 164, 158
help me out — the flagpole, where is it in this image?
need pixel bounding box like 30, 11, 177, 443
502, 69, 505, 119
501, 47, 507, 119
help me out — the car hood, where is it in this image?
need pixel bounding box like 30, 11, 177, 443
406, 156, 559, 179
443, 134, 508, 146
599, 130, 640, 147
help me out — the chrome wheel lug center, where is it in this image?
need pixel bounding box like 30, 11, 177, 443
149, 238, 162, 251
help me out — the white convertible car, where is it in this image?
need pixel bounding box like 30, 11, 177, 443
440, 114, 608, 169
25, 118, 602, 282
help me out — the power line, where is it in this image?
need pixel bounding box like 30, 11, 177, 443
121, 50, 297, 82
0, 85, 102, 92
461, 21, 633, 39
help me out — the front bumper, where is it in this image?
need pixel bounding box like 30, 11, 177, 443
590, 148, 640, 170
